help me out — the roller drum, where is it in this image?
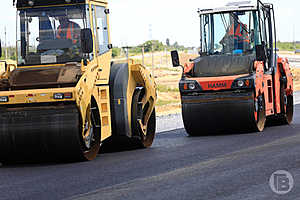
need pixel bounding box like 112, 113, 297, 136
181, 91, 258, 135
0, 104, 99, 163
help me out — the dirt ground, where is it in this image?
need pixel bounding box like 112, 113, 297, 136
149, 52, 198, 116
291, 67, 300, 91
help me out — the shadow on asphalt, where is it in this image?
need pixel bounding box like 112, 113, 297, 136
1, 105, 299, 167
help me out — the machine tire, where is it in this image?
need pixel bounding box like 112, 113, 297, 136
271, 95, 294, 125
267, 86, 294, 126
79, 101, 101, 161
102, 66, 156, 152
254, 95, 266, 132
131, 88, 156, 148
285, 95, 294, 124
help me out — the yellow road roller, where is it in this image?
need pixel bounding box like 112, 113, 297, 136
0, 0, 157, 163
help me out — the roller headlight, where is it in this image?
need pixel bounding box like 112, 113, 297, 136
53, 93, 64, 100
188, 83, 196, 90
53, 92, 73, 100
237, 80, 244, 87
28, 0, 34, 6
0, 96, 8, 102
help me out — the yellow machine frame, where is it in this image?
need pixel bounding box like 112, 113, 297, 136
0, 0, 157, 161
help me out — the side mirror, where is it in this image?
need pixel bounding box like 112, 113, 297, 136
171, 50, 180, 67
255, 44, 267, 62
81, 28, 93, 54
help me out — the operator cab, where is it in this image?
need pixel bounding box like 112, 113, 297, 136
15, 0, 110, 66
17, 5, 85, 65
172, 0, 277, 77
3, 0, 111, 90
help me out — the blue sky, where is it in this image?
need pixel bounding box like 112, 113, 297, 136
0, 0, 299, 47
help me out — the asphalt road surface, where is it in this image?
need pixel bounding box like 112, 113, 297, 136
1, 106, 300, 199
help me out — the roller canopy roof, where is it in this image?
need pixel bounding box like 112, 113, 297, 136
198, 1, 258, 15
15, 0, 107, 8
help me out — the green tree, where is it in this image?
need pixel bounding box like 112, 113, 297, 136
112, 47, 121, 58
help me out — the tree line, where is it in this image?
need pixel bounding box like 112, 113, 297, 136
112, 39, 189, 58
0, 46, 17, 60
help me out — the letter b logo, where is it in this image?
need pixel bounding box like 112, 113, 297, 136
270, 170, 294, 195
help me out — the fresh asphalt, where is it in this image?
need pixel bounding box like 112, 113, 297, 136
1, 94, 300, 200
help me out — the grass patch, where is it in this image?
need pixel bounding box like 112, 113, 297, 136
156, 100, 176, 106
277, 42, 300, 51
159, 67, 181, 72
157, 85, 179, 93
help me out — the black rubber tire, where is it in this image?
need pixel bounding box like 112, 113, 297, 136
79, 104, 101, 161
101, 89, 156, 152
268, 95, 294, 126
267, 85, 294, 126
137, 109, 156, 148
285, 95, 294, 124
254, 95, 266, 132
131, 89, 156, 148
